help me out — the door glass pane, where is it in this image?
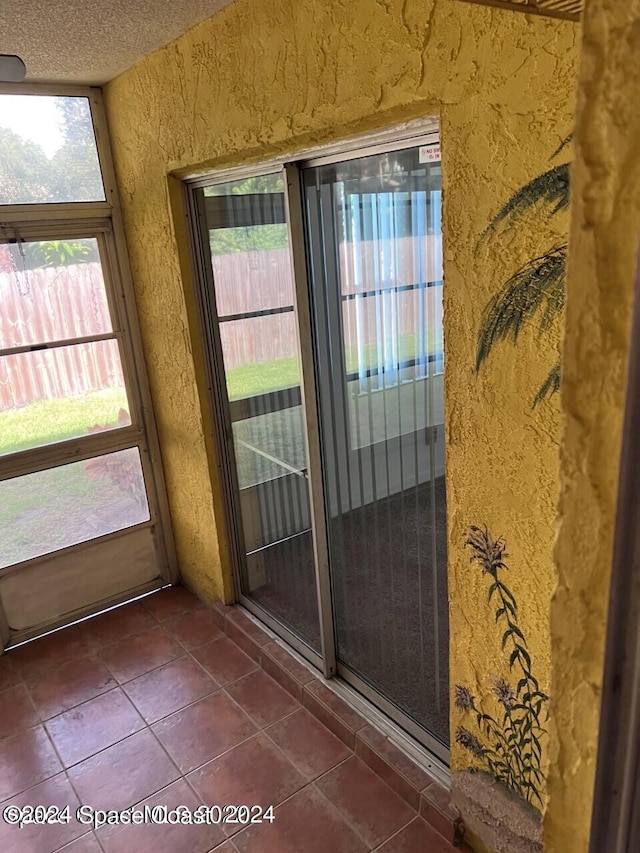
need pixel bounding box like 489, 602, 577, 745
233, 401, 307, 488
221, 315, 301, 400
0, 238, 112, 349
303, 147, 449, 747
201, 174, 320, 650
212, 243, 294, 315
342, 284, 444, 374
0, 95, 105, 205
0, 340, 131, 456
0, 448, 150, 569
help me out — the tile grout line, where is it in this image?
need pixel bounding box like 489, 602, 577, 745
220, 606, 453, 843
225, 605, 450, 787
10, 666, 294, 800
371, 814, 442, 852
310, 780, 383, 850
0, 724, 66, 806
3, 594, 454, 852
0, 595, 202, 802
309, 758, 420, 850
262, 718, 349, 787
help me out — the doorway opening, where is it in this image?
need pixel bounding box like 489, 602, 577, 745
187, 125, 448, 762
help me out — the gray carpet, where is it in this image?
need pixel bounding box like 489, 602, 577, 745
251, 477, 449, 747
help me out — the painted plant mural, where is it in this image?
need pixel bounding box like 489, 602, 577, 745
476, 137, 571, 406
455, 526, 549, 810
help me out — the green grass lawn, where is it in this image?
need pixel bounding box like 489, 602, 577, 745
0, 452, 147, 569
0, 388, 129, 456
2, 461, 107, 527
226, 357, 300, 400
0, 388, 150, 567
1, 335, 443, 455
0, 340, 442, 567
224, 333, 442, 400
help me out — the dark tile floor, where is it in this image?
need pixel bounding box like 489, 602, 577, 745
0, 586, 457, 853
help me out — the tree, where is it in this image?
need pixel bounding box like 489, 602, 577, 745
205, 174, 289, 255
0, 126, 52, 204
7, 237, 98, 271
204, 174, 284, 197
51, 99, 104, 202
0, 97, 103, 205
475, 138, 571, 406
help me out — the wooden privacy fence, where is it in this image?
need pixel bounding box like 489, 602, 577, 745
214, 237, 443, 369
0, 263, 112, 349
1, 238, 443, 411
0, 262, 122, 412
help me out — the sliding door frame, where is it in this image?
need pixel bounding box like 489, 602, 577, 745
284, 164, 337, 677
183, 118, 449, 763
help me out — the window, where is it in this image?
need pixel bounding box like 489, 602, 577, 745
321, 153, 444, 448
0, 94, 105, 204
0, 88, 174, 644
0, 238, 132, 456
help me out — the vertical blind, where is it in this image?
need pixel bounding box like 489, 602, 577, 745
303, 147, 449, 747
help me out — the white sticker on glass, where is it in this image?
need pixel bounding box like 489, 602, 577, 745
419, 144, 441, 164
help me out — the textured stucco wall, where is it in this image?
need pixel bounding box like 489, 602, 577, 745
103, 0, 578, 818
545, 2, 640, 850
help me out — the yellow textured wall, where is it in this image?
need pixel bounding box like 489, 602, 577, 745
104, 0, 578, 792
545, 1, 640, 850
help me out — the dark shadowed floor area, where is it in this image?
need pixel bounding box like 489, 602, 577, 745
251, 478, 449, 748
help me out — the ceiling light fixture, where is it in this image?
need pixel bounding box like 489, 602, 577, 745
0, 55, 27, 82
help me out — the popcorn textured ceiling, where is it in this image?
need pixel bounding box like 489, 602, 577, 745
0, 0, 236, 84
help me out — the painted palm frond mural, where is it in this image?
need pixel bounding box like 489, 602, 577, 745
476, 137, 571, 406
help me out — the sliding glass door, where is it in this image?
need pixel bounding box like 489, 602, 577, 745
197, 175, 321, 651
302, 147, 448, 750
191, 133, 448, 757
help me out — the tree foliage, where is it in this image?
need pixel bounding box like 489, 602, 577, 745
0, 98, 103, 205
6, 237, 98, 272
0, 126, 51, 204
205, 174, 289, 255
209, 223, 288, 256
203, 174, 284, 197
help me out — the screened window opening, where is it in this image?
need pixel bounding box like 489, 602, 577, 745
0, 94, 105, 205
0, 238, 131, 457
0, 449, 150, 569
0, 86, 173, 649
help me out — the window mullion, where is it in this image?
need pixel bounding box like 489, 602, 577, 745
0, 331, 121, 359
0, 426, 147, 482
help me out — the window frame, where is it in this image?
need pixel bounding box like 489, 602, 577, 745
0, 227, 142, 473
0, 82, 176, 581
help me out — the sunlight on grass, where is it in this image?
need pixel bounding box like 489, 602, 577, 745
223, 334, 442, 399
0, 388, 129, 456
225, 357, 301, 400
1, 334, 443, 456
1, 462, 100, 527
